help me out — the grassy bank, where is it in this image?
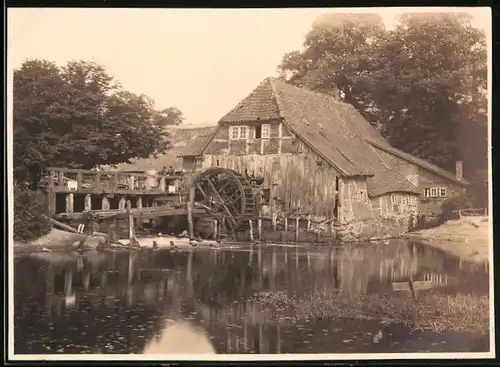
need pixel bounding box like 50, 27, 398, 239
250, 290, 489, 335
410, 217, 490, 263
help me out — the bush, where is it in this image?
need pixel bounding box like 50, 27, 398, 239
13, 186, 51, 242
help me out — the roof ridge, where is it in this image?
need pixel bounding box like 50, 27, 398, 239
270, 77, 347, 107
268, 78, 285, 119
270, 77, 351, 177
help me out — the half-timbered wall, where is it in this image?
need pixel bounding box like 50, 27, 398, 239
200, 120, 339, 218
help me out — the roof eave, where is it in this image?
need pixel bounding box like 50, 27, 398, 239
366, 139, 471, 186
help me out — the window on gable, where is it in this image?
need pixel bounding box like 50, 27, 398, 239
261, 124, 270, 139
424, 187, 444, 198
229, 125, 248, 140
230, 126, 240, 140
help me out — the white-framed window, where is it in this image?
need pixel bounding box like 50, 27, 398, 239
261, 124, 270, 139
255, 123, 271, 139
391, 195, 399, 204
230, 125, 248, 140
407, 195, 417, 205
424, 187, 447, 198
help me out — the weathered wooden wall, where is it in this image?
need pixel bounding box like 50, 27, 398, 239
201, 121, 339, 218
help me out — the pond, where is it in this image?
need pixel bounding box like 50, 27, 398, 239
13, 239, 490, 355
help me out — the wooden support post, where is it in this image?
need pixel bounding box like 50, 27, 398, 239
84, 194, 92, 211
212, 219, 218, 240
128, 175, 135, 190
65, 193, 74, 213
271, 200, 277, 231
48, 190, 56, 216
127, 207, 134, 240
284, 216, 288, 232
47, 171, 56, 216
295, 215, 300, 242
159, 177, 166, 192
83, 270, 90, 292
95, 172, 101, 190
118, 196, 126, 210
249, 220, 254, 241
76, 172, 83, 187
57, 170, 65, 186
101, 196, 110, 211
136, 196, 143, 209
111, 174, 118, 190
307, 213, 311, 231
317, 229, 321, 243
257, 217, 262, 240
187, 186, 195, 239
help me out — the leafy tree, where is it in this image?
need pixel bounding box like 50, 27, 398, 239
278, 12, 488, 175
13, 185, 51, 242
13, 59, 181, 188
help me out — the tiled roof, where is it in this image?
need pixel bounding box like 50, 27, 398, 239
366, 139, 471, 185
177, 133, 214, 157
219, 79, 282, 123
269, 78, 419, 196
115, 126, 216, 171
206, 77, 464, 196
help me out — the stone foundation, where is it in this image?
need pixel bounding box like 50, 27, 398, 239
335, 215, 413, 243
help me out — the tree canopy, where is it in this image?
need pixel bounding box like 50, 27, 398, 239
278, 12, 488, 176
13, 59, 184, 187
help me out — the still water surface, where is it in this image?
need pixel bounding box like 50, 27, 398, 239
14, 239, 489, 355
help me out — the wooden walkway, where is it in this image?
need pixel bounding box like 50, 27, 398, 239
44, 167, 197, 219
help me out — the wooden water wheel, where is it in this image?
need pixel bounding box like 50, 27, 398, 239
189, 167, 257, 233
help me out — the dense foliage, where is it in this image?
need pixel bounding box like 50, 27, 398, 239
13, 186, 52, 242
278, 12, 488, 178
14, 59, 184, 188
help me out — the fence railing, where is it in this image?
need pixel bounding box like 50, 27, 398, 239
45, 167, 185, 193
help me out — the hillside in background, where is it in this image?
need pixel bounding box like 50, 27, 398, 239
114, 124, 217, 172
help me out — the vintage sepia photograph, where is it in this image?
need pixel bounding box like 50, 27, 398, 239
7, 6, 493, 361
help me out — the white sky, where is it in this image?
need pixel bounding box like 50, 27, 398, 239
7, 7, 491, 125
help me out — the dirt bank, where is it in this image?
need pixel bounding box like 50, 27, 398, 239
14, 228, 88, 254
408, 216, 490, 264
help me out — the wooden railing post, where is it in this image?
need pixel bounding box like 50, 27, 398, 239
101, 196, 110, 211
76, 172, 83, 187
111, 174, 118, 191
84, 194, 92, 211
57, 170, 65, 186
159, 176, 166, 192
118, 196, 127, 210
95, 172, 101, 190
65, 193, 74, 213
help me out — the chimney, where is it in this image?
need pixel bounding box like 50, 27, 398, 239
455, 161, 463, 180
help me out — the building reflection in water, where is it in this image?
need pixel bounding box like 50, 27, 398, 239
14, 239, 482, 355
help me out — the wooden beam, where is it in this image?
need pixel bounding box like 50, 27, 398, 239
84, 194, 92, 211
187, 186, 195, 239
65, 193, 74, 213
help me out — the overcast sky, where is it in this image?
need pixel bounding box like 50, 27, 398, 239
8, 7, 491, 125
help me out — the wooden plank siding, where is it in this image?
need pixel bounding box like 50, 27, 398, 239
199, 121, 339, 219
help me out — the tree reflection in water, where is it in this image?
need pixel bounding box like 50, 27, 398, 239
14, 240, 488, 354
